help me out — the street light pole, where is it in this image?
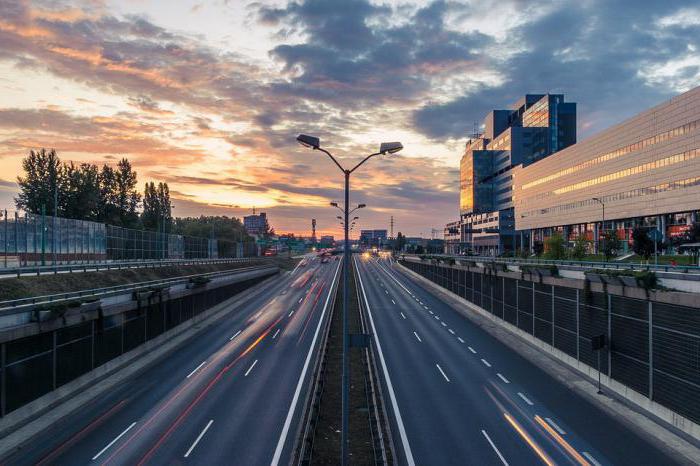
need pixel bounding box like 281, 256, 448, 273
593, 197, 605, 260
297, 135, 402, 465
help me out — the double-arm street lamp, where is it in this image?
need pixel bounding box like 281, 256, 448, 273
297, 134, 402, 465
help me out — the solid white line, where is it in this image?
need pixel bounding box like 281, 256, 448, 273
441, 322, 447, 327
582, 451, 602, 466
468, 346, 477, 353
272, 328, 280, 339
400, 312, 406, 319
545, 417, 566, 435
391, 299, 396, 305
92, 422, 137, 460
448, 329, 455, 335
413, 331, 422, 342
288, 310, 294, 317
481, 359, 491, 368
497, 373, 510, 384
458, 337, 465, 343
518, 392, 534, 406
229, 330, 241, 341
244, 359, 258, 376
186, 361, 207, 378
436, 364, 450, 382
356, 257, 416, 465
482, 430, 509, 466
183, 419, 213, 458
272, 260, 342, 465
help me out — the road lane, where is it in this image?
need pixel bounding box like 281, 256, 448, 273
8, 254, 340, 466
356, 255, 679, 466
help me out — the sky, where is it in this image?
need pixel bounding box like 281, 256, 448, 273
0, 0, 698, 238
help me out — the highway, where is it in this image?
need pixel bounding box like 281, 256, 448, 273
355, 254, 680, 466
7, 254, 340, 465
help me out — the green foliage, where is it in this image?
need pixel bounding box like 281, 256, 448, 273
634, 270, 658, 290
394, 232, 407, 251
172, 216, 251, 257
16, 150, 141, 228
544, 234, 567, 260
632, 227, 655, 260
141, 181, 171, 231
602, 230, 621, 260
571, 235, 589, 260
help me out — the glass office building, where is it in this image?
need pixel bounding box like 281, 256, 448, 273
455, 94, 577, 255
515, 86, 700, 250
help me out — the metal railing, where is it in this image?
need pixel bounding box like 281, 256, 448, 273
0, 261, 277, 312
0, 256, 257, 279
403, 253, 700, 274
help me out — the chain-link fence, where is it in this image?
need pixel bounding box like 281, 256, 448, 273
0, 209, 255, 267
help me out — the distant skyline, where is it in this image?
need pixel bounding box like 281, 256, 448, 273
1, 0, 698, 237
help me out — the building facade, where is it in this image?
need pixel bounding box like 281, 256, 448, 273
455, 94, 577, 255
243, 212, 268, 235
360, 229, 388, 248
514, 86, 700, 250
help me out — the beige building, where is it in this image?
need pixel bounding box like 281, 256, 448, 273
514, 86, 700, 248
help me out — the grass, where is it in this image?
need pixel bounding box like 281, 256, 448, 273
0, 257, 299, 302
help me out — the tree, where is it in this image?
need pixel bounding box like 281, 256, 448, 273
544, 234, 566, 260
533, 240, 544, 257
61, 162, 101, 221
141, 182, 171, 231
115, 158, 141, 227
16, 149, 63, 215
602, 230, 621, 260
571, 235, 589, 260
632, 227, 654, 260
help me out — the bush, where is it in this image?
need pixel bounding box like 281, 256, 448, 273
544, 234, 567, 260
571, 235, 589, 260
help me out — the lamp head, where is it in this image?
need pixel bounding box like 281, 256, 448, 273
379, 141, 403, 154
330, 201, 338, 207
357, 203, 366, 209
297, 134, 320, 149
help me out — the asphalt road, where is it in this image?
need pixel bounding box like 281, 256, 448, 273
6, 254, 341, 466
355, 254, 681, 466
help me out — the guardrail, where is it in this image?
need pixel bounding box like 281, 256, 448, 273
0, 256, 259, 279
0, 263, 278, 313
403, 253, 700, 274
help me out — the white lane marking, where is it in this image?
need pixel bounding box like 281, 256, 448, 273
92, 422, 137, 460
429, 310, 434, 315
582, 452, 601, 466
441, 322, 447, 327
497, 373, 510, 384
186, 361, 207, 378
458, 337, 465, 343
183, 420, 214, 458
436, 364, 450, 382
413, 331, 422, 342
400, 312, 406, 319
448, 329, 455, 335
468, 346, 477, 354
356, 257, 416, 465
419, 301, 423, 305
272, 260, 342, 465
272, 328, 281, 339
385, 289, 389, 294
545, 417, 566, 435
229, 330, 241, 341
244, 359, 258, 377
298, 297, 303, 303
482, 430, 509, 466
288, 310, 294, 317
518, 392, 534, 406
481, 359, 491, 368
391, 299, 396, 305
423, 306, 429, 310
434, 316, 440, 320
